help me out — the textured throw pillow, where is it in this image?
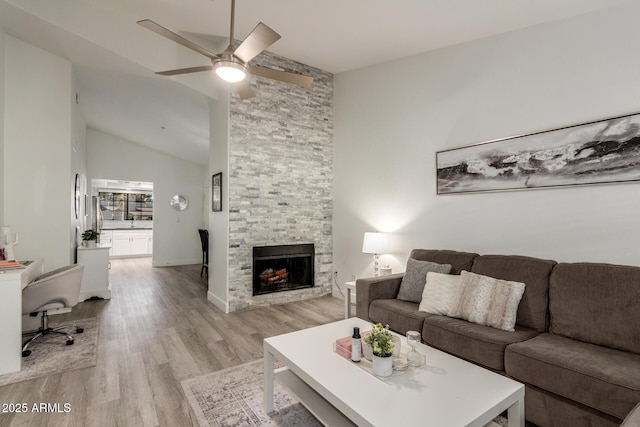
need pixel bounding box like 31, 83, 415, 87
397, 258, 452, 303
448, 271, 526, 332
419, 272, 462, 315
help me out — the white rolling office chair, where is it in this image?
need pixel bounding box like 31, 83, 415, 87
21, 264, 85, 357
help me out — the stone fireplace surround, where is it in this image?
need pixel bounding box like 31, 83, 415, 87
224, 47, 334, 312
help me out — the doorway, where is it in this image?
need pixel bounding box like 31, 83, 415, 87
90, 179, 154, 261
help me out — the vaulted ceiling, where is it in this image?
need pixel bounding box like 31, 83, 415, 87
0, 0, 629, 166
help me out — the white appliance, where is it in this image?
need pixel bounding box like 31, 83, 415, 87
90, 196, 103, 235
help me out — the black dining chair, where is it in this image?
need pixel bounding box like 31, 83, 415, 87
198, 229, 209, 279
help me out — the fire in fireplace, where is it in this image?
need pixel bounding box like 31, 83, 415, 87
253, 244, 314, 295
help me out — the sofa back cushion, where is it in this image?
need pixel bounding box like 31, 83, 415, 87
408, 249, 478, 275
550, 262, 640, 355
471, 255, 556, 332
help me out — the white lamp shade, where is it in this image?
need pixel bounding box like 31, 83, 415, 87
362, 232, 390, 254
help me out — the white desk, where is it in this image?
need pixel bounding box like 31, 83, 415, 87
344, 281, 356, 319
0, 259, 44, 375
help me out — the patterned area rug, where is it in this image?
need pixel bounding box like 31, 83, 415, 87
0, 317, 99, 387
182, 360, 320, 427
182, 359, 509, 427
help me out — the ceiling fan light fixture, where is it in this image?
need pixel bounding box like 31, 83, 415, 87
213, 60, 247, 83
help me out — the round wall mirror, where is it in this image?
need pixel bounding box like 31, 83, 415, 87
170, 195, 188, 211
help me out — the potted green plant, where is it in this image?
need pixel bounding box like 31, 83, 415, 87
81, 229, 100, 247
363, 323, 395, 377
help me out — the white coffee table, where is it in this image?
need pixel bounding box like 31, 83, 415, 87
264, 318, 524, 427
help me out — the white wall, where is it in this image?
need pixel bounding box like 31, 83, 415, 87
4, 36, 73, 270
333, 2, 640, 285
207, 92, 230, 312
86, 128, 205, 267
70, 71, 88, 262
0, 26, 5, 230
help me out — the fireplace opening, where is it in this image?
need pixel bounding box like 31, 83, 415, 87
253, 244, 314, 296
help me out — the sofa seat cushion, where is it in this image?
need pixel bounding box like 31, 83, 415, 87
368, 299, 433, 335
505, 333, 640, 420
422, 314, 539, 371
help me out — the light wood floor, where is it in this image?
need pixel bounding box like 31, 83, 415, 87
0, 258, 344, 426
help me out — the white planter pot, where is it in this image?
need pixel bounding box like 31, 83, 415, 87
372, 354, 393, 377
362, 340, 373, 360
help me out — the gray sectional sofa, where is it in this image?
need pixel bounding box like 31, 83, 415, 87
355, 249, 640, 427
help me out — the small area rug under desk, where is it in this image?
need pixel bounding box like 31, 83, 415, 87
0, 317, 99, 387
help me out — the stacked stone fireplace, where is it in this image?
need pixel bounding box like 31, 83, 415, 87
224, 46, 333, 312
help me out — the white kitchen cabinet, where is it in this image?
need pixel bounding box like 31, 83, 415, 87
110, 229, 153, 257
77, 244, 111, 301
131, 233, 149, 254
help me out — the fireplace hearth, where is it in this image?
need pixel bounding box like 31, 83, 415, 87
253, 244, 314, 296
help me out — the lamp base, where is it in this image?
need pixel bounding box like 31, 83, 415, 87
373, 254, 379, 277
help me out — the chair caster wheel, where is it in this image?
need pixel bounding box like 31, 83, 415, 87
66, 340, 74, 346
76, 328, 84, 333
22, 350, 31, 357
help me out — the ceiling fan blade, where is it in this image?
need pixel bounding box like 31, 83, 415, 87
249, 66, 313, 88
233, 23, 281, 63
233, 79, 255, 100
156, 65, 214, 76
137, 19, 220, 60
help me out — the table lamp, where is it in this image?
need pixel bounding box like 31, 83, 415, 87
362, 232, 390, 277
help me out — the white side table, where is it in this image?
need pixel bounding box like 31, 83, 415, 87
344, 281, 356, 319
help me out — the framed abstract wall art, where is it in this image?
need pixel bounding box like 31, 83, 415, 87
436, 112, 640, 194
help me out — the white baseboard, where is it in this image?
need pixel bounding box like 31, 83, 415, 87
109, 254, 152, 259
207, 291, 229, 313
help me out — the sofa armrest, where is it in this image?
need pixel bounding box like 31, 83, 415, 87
355, 273, 404, 321
622, 401, 640, 427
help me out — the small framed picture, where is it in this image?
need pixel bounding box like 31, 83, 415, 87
212, 172, 222, 212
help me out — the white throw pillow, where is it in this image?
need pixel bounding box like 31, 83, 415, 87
418, 272, 462, 315
448, 271, 526, 332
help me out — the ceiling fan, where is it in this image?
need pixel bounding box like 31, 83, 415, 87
137, 0, 313, 100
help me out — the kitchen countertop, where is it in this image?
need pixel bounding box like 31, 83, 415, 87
102, 228, 153, 230
78, 243, 112, 250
